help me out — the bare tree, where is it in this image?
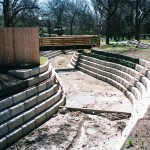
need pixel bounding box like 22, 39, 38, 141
125, 0, 150, 40
0, 0, 39, 27
92, 0, 123, 44
46, 0, 68, 35
66, 0, 91, 35
67, 0, 80, 35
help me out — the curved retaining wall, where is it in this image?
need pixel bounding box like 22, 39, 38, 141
0, 61, 66, 150
70, 51, 150, 149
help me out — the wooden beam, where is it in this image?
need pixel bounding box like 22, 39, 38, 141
59, 106, 131, 115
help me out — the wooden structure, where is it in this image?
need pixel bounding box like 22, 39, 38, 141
0, 28, 40, 67
39, 35, 100, 50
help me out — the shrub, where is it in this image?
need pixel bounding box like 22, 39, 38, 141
82, 52, 136, 69
77, 49, 84, 53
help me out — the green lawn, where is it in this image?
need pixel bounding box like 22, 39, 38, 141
40, 56, 48, 65
100, 44, 138, 53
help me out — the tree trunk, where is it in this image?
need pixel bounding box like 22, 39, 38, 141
70, 16, 75, 35
70, 23, 73, 35
3, 0, 11, 27
106, 15, 110, 44
135, 25, 141, 41
135, 0, 140, 41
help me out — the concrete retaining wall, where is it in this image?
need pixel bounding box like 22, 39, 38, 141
70, 51, 150, 149
0, 61, 66, 150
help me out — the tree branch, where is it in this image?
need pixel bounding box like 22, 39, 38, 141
0, 0, 3, 4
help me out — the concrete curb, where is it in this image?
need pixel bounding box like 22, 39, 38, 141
8, 60, 49, 79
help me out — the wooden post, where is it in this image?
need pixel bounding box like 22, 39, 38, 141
0, 27, 40, 66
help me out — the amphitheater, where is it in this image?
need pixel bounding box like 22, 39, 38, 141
0, 48, 150, 150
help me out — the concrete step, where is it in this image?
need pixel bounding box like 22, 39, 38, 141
79, 58, 134, 82
41, 50, 62, 57
0, 61, 65, 150
41, 52, 63, 60
0, 77, 55, 112
48, 52, 63, 59
78, 66, 136, 104
8, 61, 49, 79
80, 55, 150, 89
40, 50, 61, 56
80, 55, 138, 77
0, 94, 65, 150
0, 82, 59, 125
79, 58, 146, 96
135, 63, 150, 80
76, 53, 150, 91
27, 64, 52, 87
71, 52, 143, 101
0, 64, 56, 112
78, 62, 141, 100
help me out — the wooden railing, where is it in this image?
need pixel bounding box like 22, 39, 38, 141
39, 35, 100, 50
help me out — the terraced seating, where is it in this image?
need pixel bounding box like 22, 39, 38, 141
40, 50, 63, 59
0, 61, 65, 150
71, 52, 150, 98
40, 50, 73, 60
70, 51, 150, 149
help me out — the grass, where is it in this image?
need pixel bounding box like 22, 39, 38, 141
40, 56, 48, 65
141, 40, 150, 44
100, 44, 138, 53
100, 43, 150, 53
126, 138, 134, 148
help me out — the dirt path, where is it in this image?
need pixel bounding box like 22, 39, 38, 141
50, 51, 74, 70
8, 111, 129, 150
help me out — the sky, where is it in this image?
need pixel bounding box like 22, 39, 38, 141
39, 0, 92, 5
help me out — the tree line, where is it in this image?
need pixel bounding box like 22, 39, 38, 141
0, 0, 149, 44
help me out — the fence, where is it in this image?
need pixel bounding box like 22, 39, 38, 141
39, 35, 100, 50
0, 28, 40, 66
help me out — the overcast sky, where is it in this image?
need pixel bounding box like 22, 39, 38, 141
39, 0, 92, 5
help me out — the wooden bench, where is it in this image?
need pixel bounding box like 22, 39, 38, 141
39, 35, 100, 50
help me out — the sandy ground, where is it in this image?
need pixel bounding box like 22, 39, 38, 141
122, 50, 150, 61
8, 52, 132, 150
59, 71, 132, 113
8, 111, 130, 150
50, 51, 75, 70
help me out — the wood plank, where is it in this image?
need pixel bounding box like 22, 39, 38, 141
59, 106, 131, 115
0, 28, 39, 66
39, 35, 100, 48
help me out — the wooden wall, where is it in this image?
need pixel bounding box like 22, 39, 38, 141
0, 28, 40, 66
